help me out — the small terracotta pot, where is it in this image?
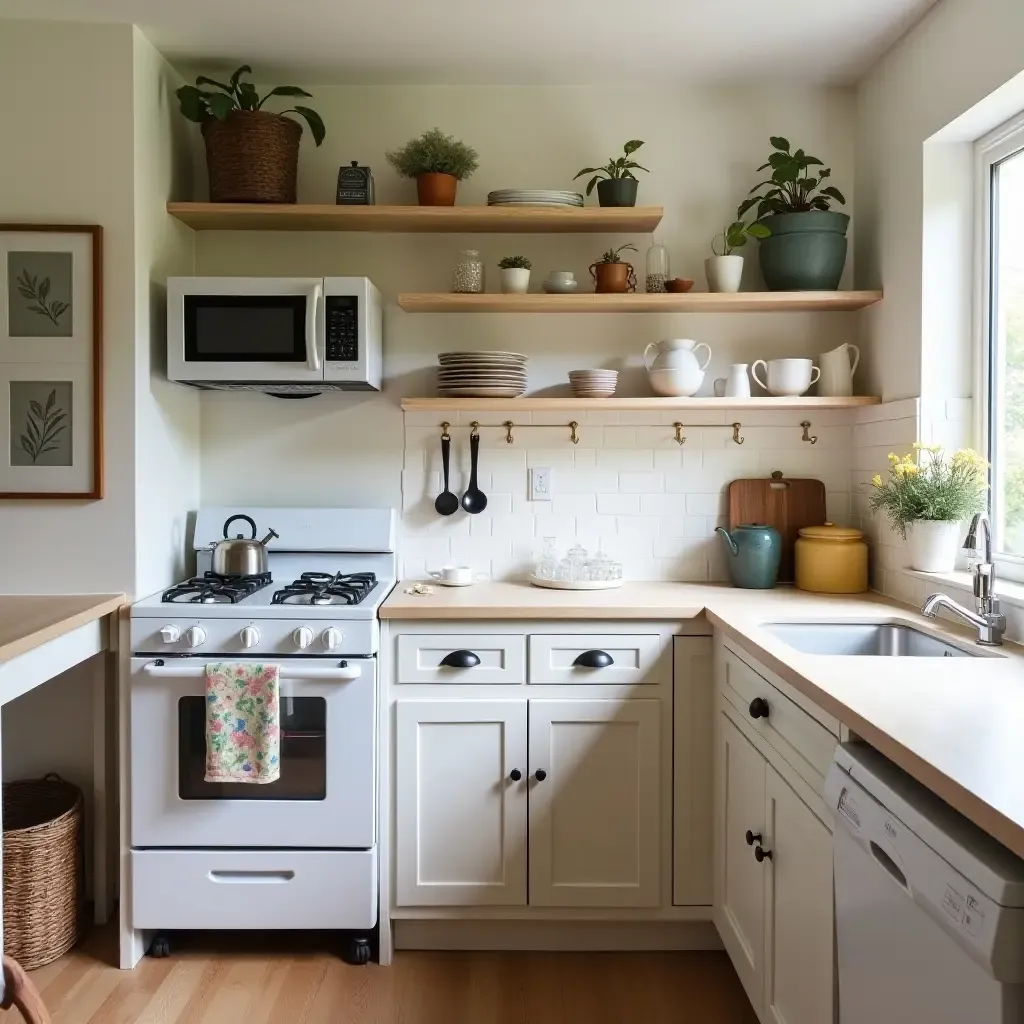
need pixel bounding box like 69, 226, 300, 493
417, 173, 458, 206
590, 261, 636, 294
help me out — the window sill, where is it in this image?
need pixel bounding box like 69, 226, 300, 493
903, 568, 1024, 611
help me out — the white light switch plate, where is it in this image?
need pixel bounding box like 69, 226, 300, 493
530, 467, 552, 501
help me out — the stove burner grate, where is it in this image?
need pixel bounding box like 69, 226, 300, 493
272, 571, 378, 606
162, 571, 273, 605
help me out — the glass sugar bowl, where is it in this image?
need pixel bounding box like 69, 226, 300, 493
453, 249, 485, 293
645, 241, 670, 293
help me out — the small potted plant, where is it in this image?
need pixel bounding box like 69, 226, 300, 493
574, 141, 649, 207
738, 137, 848, 290
177, 66, 326, 204
705, 219, 770, 293
870, 445, 988, 572
385, 128, 479, 206
498, 256, 532, 294
589, 244, 638, 293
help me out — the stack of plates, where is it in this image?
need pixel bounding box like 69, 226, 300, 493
569, 369, 618, 398
487, 190, 584, 208
438, 351, 528, 398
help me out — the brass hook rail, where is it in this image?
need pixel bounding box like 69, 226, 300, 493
673, 422, 745, 446
441, 420, 581, 445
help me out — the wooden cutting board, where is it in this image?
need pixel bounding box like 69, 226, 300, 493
728, 472, 827, 582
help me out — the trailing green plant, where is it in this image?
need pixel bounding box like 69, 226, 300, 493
385, 128, 479, 180
20, 389, 67, 464
598, 244, 638, 265
498, 256, 532, 270
870, 445, 988, 538
711, 219, 770, 257
176, 66, 326, 145
737, 137, 846, 220
574, 141, 648, 196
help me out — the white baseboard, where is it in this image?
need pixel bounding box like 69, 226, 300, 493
394, 919, 722, 952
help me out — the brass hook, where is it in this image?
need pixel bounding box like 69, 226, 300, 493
569, 421, 580, 445
440, 421, 451, 440
469, 420, 481, 438
801, 420, 818, 445
732, 422, 745, 445
504, 420, 515, 445
673, 422, 687, 446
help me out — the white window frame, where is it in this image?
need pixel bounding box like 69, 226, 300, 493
975, 110, 1024, 583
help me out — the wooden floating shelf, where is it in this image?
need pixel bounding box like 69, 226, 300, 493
167, 202, 663, 234
397, 291, 883, 313
401, 397, 882, 412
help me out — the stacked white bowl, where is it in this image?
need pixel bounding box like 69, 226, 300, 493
568, 369, 618, 398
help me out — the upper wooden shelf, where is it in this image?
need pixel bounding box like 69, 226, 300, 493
166, 202, 664, 234
401, 397, 882, 412
397, 291, 883, 313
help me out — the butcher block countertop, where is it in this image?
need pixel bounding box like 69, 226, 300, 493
0, 594, 125, 663
382, 580, 1024, 859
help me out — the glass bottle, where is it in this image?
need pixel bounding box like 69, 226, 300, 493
453, 249, 485, 293
645, 241, 670, 293
536, 537, 558, 579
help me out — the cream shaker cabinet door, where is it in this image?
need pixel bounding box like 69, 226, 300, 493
395, 700, 527, 907
763, 763, 835, 1024
713, 709, 767, 1014
527, 699, 660, 908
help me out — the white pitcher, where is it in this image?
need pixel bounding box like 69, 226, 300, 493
819, 343, 860, 397
643, 339, 712, 397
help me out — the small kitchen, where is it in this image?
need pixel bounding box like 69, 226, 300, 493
1, 1, 1024, 1021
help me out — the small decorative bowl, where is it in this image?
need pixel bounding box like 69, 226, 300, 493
665, 278, 695, 293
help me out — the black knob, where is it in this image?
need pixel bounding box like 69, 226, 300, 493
573, 650, 614, 669
748, 697, 770, 719
754, 845, 773, 863
745, 830, 762, 846
509, 769, 522, 782
440, 650, 480, 669
534, 769, 547, 782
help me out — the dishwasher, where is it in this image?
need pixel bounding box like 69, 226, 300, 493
826, 743, 1024, 1023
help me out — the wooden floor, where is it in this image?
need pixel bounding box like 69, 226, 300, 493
0, 927, 757, 1024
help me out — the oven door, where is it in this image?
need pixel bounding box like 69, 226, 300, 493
167, 277, 326, 384
130, 657, 375, 849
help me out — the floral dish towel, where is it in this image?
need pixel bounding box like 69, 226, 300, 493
205, 662, 280, 784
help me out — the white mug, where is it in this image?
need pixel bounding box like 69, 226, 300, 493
818, 343, 860, 397
725, 363, 751, 398
751, 358, 820, 397
428, 565, 474, 586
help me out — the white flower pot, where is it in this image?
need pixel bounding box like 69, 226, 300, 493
500, 267, 531, 294
906, 520, 961, 572
705, 255, 744, 293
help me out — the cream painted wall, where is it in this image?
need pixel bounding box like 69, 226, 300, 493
194, 84, 858, 511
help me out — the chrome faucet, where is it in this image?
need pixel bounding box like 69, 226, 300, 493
922, 512, 1005, 646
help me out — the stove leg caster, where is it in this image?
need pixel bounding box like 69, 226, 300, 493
147, 934, 172, 959
341, 936, 371, 965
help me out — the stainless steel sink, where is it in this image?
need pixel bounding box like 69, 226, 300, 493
762, 622, 982, 657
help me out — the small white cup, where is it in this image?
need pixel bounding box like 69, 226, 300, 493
428, 566, 475, 586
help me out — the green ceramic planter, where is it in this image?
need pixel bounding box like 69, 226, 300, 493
596, 178, 638, 207
758, 211, 850, 291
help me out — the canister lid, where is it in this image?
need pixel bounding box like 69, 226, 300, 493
798, 523, 865, 542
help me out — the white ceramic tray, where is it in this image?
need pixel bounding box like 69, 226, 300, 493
529, 575, 625, 591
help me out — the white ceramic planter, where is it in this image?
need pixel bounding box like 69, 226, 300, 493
705, 255, 744, 293
906, 520, 961, 572
500, 267, 531, 294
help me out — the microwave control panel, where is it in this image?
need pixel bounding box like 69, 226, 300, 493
325, 296, 359, 362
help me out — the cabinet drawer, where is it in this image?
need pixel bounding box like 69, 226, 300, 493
397, 634, 525, 685
721, 648, 836, 783
131, 849, 376, 930
528, 634, 663, 685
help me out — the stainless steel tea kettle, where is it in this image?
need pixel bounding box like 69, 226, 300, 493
211, 514, 279, 577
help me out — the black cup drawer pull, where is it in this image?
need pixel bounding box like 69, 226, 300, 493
573, 650, 614, 669
748, 697, 770, 720
440, 650, 481, 669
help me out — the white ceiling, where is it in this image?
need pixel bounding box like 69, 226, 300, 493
0, 0, 938, 85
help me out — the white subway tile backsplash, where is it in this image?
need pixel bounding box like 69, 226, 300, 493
686, 493, 727, 515
602, 426, 638, 448
620, 471, 665, 494
596, 448, 655, 470
597, 493, 640, 515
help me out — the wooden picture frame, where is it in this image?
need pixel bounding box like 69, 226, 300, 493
0, 224, 103, 499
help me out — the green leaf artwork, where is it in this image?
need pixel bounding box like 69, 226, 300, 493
15, 270, 70, 326
20, 388, 67, 464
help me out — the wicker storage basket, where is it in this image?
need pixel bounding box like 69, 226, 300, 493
202, 110, 302, 204
3, 775, 83, 969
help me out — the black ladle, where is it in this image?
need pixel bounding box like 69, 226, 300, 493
461, 431, 488, 514
434, 434, 459, 516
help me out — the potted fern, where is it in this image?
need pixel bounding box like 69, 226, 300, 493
386, 128, 480, 206
177, 66, 326, 204
498, 256, 532, 294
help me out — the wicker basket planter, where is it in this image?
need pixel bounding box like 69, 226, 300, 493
202, 110, 302, 204
3, 775, 83, 969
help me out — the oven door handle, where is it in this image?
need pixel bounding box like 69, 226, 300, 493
306, 282, 322, 372
142, 660, 361, 681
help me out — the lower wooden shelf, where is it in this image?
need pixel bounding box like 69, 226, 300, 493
400, 397, 882, 412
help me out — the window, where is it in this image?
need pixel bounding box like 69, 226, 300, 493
978, 113, 1024, 580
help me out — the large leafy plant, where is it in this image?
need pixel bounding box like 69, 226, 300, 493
574, 141, 648, 196
176, 66, 326, 146
386, 128, 479, 180
738, 137, 845, 220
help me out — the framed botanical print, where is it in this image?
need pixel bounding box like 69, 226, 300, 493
0, 225, 102, 499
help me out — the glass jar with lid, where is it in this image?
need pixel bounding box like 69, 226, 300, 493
646, 241, 670, 293
453, 250, 485, 293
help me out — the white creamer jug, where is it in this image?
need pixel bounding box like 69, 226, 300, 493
819, 343, 860, 397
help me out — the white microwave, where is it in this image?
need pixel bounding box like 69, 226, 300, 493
167, 277, 383, 395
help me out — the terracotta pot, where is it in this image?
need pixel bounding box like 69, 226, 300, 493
417, 173, 458, 206
590, 261, 636, 294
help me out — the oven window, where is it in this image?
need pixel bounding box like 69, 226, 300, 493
183, 295, 307, 361
178, 696, 326, 800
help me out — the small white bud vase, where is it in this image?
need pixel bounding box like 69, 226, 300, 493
705, 255, 744, 293
906, 520, 961, 572
500, 267, 531, 294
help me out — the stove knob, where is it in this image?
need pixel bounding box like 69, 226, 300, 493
185, 626, 208, 649
160, 625, 181, 644
322, 627, 344, 651
293, 626, 314, 650
240, 626, 261, 649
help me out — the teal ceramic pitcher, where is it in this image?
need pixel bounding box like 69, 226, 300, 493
715, 524, 782, 589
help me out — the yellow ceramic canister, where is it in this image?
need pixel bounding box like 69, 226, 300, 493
794, 523, 869, 594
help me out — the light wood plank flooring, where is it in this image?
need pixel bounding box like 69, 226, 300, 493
0, 928, 757, 1024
